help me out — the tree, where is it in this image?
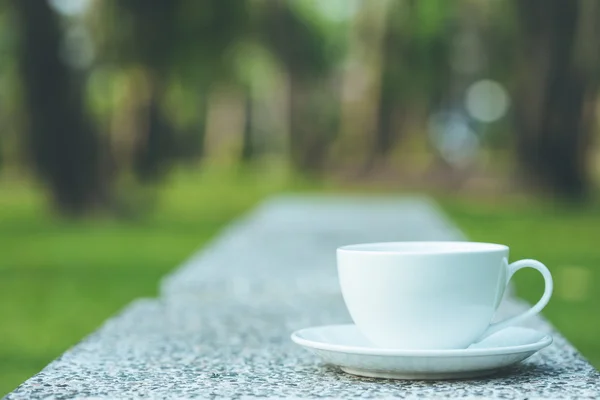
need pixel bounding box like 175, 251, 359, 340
104, 0, 179, 183
240, 90, 255, 163
367, 0, 412, 167
261, 0, 342, 174
100, 0, 250, 178
11, 0, 107, 215
513, 0, 600, 199
365, 0, 454, 170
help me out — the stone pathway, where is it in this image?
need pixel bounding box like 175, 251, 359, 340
6, 195, 600, 399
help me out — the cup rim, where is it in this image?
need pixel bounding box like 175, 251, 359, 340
337, 241, 508, 255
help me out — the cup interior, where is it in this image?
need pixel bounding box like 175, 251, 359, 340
338, 241, 507, 254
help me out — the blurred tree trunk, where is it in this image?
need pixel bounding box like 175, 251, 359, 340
192, 89, 209, 162
118, 0, 179, 183
366, 1, 407, 169
514, 0, 599, 199
240, 90, 255, 163
288, 76, 338, 173
367, 55, 398, 170
173, 87, 209, 165
372, 92, 398, 162
265, 0, 338, 175
12, 0, 106, 216
132, 78, 174, 182
180, 89, 209, 164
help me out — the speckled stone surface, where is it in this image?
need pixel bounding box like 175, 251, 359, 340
6, 196, 600, 399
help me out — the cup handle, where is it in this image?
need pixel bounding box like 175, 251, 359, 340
477, 259, 553, 341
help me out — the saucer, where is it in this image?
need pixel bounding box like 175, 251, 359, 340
291, 324, 552, 380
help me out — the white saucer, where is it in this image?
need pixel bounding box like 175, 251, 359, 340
291, 324, 552, 380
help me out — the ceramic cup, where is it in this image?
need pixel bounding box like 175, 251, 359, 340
337, 241, 553, 350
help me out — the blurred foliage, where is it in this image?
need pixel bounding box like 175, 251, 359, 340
0, 0, 598, 212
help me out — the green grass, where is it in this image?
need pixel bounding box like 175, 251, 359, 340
0, 168, 598, 395
440, 195, 600, 368
0, 166, 301, 395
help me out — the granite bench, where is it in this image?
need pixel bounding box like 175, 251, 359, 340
5, 196, 600, 399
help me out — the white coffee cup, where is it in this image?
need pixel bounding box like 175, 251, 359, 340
337, 241, 553, 350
